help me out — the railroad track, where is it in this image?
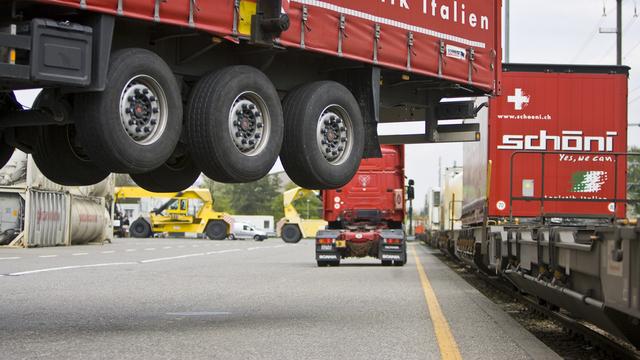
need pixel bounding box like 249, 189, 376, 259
427, 245, 640, 360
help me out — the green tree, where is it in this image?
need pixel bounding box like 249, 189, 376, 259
292, 191, 323, 219
629, 146, 640, 217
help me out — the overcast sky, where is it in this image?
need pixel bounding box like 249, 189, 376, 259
13, 0, 640, 212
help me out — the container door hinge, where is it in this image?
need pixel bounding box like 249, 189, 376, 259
117, 0, 123, 15
437, 40, 445, 77
406, 31, 414, 71
467, 47, 475, 84
337, 14, 346, 57
188, 0, 199, 27
232, 0, 240, 36
373, 23, 380, 64
300, 5, 309, 49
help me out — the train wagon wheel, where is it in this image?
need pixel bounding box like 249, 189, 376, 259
187, 66, 283, 183
131, 142, 200, 192
280, 81, 364, 189
76, 48, 183, 173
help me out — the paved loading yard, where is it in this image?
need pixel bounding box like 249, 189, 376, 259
0, 239, 559, 360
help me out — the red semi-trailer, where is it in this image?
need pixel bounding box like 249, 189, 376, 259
463, 64, 629, 223
0, 0, 500, 191
316, 144, 407, 266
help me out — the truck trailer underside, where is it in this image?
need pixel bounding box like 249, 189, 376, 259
0, 0, 498, 191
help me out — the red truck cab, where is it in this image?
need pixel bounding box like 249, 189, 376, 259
316, 145, 407, 266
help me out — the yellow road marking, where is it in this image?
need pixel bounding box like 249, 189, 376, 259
411, 245, 462, 360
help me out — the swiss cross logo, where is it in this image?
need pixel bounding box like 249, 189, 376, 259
358, 175, 371, 188
507, 88, 530, 111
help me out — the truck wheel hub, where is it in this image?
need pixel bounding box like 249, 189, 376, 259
316, 105, 353, 165
228, 92, 270, 156
119, 75, 168, 145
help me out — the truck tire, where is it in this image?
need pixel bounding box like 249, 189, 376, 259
0, 140, 14, 169
31, 91, 109, 186
0, 92, 18, 169
76, 48, 183, 173
281, 224, 302, 243
130, 218, 153, 238
33, 125, 110, 186
187, 66, 283, 183
130, 142, 200, 192
205, 220, 228, 240
280, 81, 364, 189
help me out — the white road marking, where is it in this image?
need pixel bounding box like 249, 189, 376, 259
144, 248, 156, 251
166, 311, 231, 316
7, 262, 137, 276
162, 246, 172, 249
1, 245, 253, 278
101, 250, 115, 254
0, 257, 20, 260
206, 249, 241, 255
273, 245, 286, 248
191, 245, 200, 248
38, 255, 57, 258
140, 253, 205, 263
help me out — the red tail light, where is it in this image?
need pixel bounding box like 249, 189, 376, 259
318, 238, 334, 245
384, 238, 402, 244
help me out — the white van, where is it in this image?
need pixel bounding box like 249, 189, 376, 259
229, 222, 267, 241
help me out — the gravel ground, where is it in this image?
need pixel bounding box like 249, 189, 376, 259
430, 249, 640, 360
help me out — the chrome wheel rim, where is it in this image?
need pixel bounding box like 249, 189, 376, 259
119, 75, 168, 145
228, 91, 271, 156
316, 104, 353, 165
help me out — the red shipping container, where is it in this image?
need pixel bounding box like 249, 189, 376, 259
463, 64, 629, 221
323, 145, 404, 223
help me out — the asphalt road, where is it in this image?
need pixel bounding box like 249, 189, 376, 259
0, 238, 559, 360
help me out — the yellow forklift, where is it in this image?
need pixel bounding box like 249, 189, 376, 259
114, 187, 232, 240
276, 187, 327, 243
